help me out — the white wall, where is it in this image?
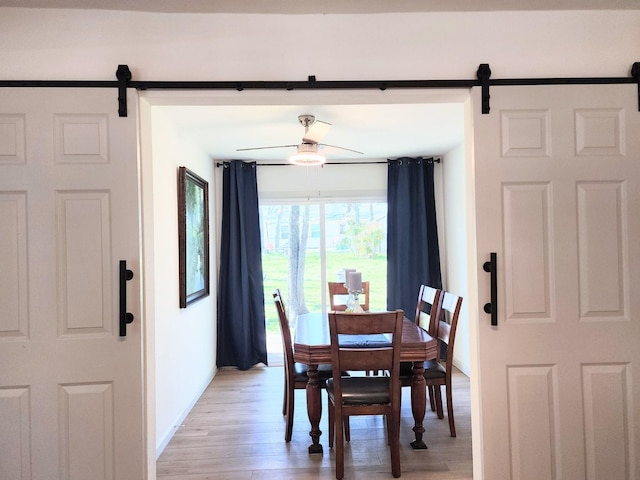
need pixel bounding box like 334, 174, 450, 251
142, 105, 217, 457
441, 143, 471, 376
1, 8, 638, 81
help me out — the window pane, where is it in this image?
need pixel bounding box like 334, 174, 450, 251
325, 202, 387, 311
260, 204, 321, 320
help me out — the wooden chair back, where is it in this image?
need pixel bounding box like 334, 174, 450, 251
414, 284, 443, 335
328, 310, 404, 408
328, 281, 370, 311
273, 289, 295, 376
436, 291, 463, 363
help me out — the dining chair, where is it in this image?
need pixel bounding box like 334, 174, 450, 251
273, 289, 335, 442
328, 281, 370, 312
326, 310, 404, 479
402, 284, 443, 411
401, 290, 462, 437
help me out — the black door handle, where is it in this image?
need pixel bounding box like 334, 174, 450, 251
119, 260, 135, 336
483, 252, 498, 326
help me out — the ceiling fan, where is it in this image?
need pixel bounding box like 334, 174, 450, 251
236, 114, 363, 165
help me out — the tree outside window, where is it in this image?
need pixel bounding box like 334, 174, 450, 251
261, 201, 387, 359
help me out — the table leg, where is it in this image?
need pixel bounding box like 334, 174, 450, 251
306, 364, 323, 454
410, 360, 428, 449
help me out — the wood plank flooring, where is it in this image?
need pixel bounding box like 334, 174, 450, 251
157, 365, 473, 479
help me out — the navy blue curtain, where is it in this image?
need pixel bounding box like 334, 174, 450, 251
387, 157, 442, 317
217, 161, 267, 370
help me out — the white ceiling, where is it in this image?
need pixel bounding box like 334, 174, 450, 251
163, 102, 465, 163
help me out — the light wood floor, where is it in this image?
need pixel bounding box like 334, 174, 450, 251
156, 365, 473, 479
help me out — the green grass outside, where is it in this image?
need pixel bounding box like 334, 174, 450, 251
262, 251, 387, 333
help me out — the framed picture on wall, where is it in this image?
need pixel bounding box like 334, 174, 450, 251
178, 166, 210, 308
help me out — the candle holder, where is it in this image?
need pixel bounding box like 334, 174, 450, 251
345, 288, 364, 313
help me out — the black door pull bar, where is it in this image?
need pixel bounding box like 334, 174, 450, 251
119, 260, 135, 336
483, 253, 498, 326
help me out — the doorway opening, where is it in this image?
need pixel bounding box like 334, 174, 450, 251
140, 88, 473, 473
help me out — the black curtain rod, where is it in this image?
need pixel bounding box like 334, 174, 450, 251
215, 158, 441, 167
2, 62, 638, 116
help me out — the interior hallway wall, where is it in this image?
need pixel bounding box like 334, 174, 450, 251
143, 106, 217, 456
441, 143, 471, 375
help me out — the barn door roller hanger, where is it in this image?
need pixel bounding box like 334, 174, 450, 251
3, 62, 639, 117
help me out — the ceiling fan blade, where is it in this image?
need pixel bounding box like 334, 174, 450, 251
236, 144, 298, 152
303, 120, 331, 144
318, 143, 364, 155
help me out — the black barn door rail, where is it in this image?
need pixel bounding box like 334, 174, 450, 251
1, 63, 638, 117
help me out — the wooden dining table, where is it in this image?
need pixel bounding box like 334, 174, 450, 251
293, 312, 438, 454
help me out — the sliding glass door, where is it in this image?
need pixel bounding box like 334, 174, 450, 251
260, 201, 387, 358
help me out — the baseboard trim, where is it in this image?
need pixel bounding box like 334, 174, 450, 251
453, 356, 470, 377
155, 367, 217, 458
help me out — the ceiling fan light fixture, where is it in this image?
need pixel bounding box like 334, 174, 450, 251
288, 142, 326, 166
288, 151, 326, 166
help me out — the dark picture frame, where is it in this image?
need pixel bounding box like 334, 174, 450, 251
178, 166, 210, 308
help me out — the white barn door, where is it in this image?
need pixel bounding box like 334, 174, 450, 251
473, 83, 640, 480
0, 88, 144, 479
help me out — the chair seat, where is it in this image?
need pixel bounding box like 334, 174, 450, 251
326, 376, 391, 405
423, 360, 446, 379
293, 362, 334, 382
399, 360, 446, 381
